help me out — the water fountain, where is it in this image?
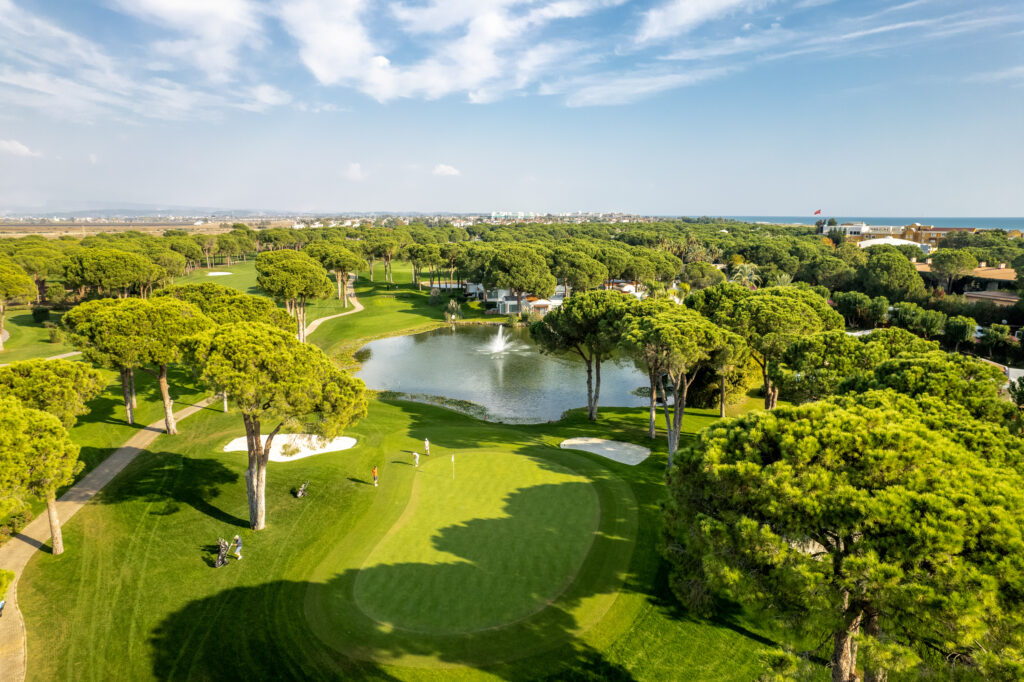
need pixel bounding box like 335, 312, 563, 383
483, 325, 516, 354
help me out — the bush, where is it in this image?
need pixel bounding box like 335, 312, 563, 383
31, 306, 50, 323
45, 282, 67, 305
0, 509, 34, 547
0, 569, 13, 602
48, 328, 66, 344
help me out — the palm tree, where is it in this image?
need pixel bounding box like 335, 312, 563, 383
771, 272, 794, 287
728, 263, 761, 289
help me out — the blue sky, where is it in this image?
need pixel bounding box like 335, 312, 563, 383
1, 0, 1022, 215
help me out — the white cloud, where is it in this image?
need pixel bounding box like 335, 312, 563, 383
344, 162, 366, 181
553, 67, 733, 106
88, 153, 99, 165
663, 25, 794, 60
277, 0, 620, 102
636, 0, 772, 44
110, 0, 263, 82
432, 164, 461, 176
0, 139, 41, 157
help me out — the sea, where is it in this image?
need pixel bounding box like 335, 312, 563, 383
724, 217, 1024, 231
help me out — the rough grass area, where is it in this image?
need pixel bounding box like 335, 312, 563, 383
17, 398, 797, 681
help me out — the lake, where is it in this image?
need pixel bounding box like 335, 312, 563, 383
354, 325, 648, 422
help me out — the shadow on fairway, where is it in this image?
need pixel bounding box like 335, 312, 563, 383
98, 451, 247, 527
149, 576, 637, 681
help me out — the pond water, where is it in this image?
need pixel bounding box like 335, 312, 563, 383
354, 325, 648, 422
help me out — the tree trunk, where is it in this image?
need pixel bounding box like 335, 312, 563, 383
157, 365, 177, 434
648, 368, 657, 439
862, 607, 888, 682
592, 356, 602, 420
583, 353, 595, 420
243, 414, 266, 530
222, 391, 229, 413
719, 374, 727, 418
119, 367, 134, 425
342, 272, 350, 308
516, 290, 523, 317
129, 368, 137, 409
46, 493, 64, 555
660, 375, 674, 462
298, 299, 307, 343
335, 272, 343, 300
668, 373, 689, 469
831, 609, 863, 682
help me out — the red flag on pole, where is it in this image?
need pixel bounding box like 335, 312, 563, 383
814, 209, 822, 215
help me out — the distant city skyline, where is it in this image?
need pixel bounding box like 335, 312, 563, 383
1, 0, 1022, 215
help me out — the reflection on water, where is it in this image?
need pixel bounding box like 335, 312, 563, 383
354, 325, 647, 422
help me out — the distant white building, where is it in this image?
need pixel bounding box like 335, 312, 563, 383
822, 222, 903, 237
858, 236, 932, 253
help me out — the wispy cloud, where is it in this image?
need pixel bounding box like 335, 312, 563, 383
109, 0, 263, 82
968, 65, 1024, 85
545, 66, 733, 106
0, 138, 41, 157
1, 0, 1021, 118
432, 164, 461, 176
636, 0, 773, 44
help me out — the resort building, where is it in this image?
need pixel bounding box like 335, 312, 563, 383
858, 236, 933, 253
900, 224, 977, 246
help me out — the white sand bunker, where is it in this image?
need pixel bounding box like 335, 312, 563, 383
559, 438, 650, 465
208, 271, 233, 276
223, 434, 357, 462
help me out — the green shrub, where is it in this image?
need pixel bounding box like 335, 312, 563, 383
0, 569, 13, 601
32, 306, 51, 323
48, 328, 66, 344
45, 282, 68, 305
0, 509, 34, 547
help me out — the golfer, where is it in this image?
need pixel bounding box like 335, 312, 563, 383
424, 438, 430, 456
233, 535, 243, 561
372, 465, 379, 487
413, 451, 420, 467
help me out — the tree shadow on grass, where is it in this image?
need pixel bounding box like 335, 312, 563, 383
149, 479, 640, 681
98, 451, 246, 527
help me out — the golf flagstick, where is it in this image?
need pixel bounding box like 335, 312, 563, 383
451, 453, 455, 480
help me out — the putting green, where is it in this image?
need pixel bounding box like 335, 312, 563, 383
305, 446, 639, 668
353, 452, 599, 633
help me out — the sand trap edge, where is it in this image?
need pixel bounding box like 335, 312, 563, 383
223, 434, 357, 462
559, 438, 650, 466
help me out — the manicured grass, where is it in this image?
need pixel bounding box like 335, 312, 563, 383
174, 261, 263, 296
6, 364, 211, 526
0, 311, 75, 364
352, 451, 600, 634
311, 265, 489, 361
17, 396, 796, 680
175, 261, 353, 323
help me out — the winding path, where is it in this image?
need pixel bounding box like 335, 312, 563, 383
0, 287, 363, 682
304, 285, 363, 339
